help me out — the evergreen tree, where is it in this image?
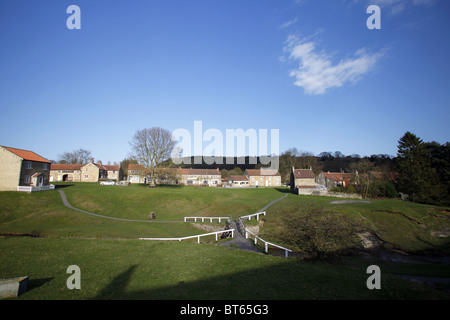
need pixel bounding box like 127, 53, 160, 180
396, 131, 439, 204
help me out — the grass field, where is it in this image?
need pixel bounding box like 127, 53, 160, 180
262, 194, 450, 255
1, 183, 450, 301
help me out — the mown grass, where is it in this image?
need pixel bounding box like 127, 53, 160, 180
1, 184, 450, 300
1, 237, 449, 300
0, 187, 200, 239
262, 194, 450, 255
61, 183, 284, 221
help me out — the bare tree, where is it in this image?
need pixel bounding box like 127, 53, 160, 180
350, 158, 374, 198
58, 148, 92, 164
129, 127, 176, 186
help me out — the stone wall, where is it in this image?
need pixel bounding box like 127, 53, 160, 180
297, 187, 362, 199
0, 147, 22, 191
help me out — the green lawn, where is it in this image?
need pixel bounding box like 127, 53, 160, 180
1, 183, 450, 300
262, 194, 450, 255
62, 182, 285, 221
1, 237, 449, 300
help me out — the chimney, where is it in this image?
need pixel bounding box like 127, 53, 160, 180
90, 158, 94, 163
98, 160, 102, 166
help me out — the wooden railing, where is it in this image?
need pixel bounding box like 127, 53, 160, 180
139, 229, 234, 243
240, 211, 266, 221
184, 216, 231, 223
239, 215, 292, 258
245, 228, 292, 258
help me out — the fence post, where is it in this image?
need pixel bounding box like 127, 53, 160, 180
265, 242, 268, 253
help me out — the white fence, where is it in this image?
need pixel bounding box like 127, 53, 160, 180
17, 184, 55, 193
239, 216, 292, 258
139, 229, 234, 243
184, 216, 230, 223
241, 211, 266, 221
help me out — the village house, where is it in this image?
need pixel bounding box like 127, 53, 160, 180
244, 168, 281, 187
177, 168, 222, 186
289, 167, 317, 193
228, 175, 249, 187
127, 165, 223, 187
127, 164, 149, 184
0, 146, 52, 192
50, 158, 118, 182
316, 171, 354, 189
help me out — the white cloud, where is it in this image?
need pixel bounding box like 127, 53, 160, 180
283, 35, 384, 95
279, 17, 298, 29
361, 0, 436, 15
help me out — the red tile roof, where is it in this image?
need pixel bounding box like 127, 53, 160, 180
2, 146, 51, 163
293, 169, 314, 179
322, 172, 353, 182
103, 165, 120, 171
230, 175, 248, 181
178, 168, 221, 176
51, 163, 118, 171
51, 164, 83, 171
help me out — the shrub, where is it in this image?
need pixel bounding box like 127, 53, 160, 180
263, 204, 361, 259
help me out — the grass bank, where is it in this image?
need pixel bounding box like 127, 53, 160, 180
1, 237, 449, 300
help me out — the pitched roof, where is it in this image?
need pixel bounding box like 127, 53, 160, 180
103, 165, 120, 171
230, 175, 248, 181
293, 169, 315, 179
51, 164, 83, 171
178, 168, 221, 176
245, 169, 281, 176
2, 146, 51, 163
94, 163, 107, 171
322, 172, 353, 182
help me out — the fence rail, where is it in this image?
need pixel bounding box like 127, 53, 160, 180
17, 185, 55, 193
240, 211, 266, 221
139, 229, 234, 243
239, 215, 292, 258
245, 228, 292, 258
184, 216, 230, 223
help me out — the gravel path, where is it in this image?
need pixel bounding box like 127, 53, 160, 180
219, 192, 289, 254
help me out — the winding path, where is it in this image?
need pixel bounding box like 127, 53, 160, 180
219, 192, 289, 253
58, 188, 289, 254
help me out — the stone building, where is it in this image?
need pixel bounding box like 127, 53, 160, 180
0, 146, 52, 191
50, 158, 117, 182
244, 168, 281, 187
289, 167, 320, 193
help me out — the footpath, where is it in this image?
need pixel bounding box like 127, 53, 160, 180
219, 193, 288, 253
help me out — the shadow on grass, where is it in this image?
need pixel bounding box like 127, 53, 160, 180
274, 187, 291, 194
86, 253, 450, 301
27, 277, 54, 292
53, 184, 75, 189
90, 265, 138, 300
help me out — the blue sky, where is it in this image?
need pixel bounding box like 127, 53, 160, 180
0, 0, 449, 164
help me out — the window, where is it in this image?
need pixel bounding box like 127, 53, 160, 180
43, 163, 48, 170
24, 176, 30, 183
84, 175, 89, 179
25, 161, 32, 169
